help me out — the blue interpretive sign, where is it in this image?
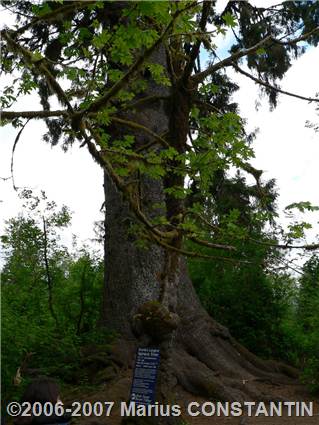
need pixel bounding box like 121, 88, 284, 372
130, 347, 161, 405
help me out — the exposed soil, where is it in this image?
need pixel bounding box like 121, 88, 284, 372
179, 384, 319, 424
66, 370, 319, 425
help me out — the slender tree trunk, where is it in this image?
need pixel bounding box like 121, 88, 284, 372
76, 261, 88, 336
42, 216, 59, 329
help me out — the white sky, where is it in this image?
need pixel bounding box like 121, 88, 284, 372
233, 47, 319, 215
232, 48, 319, 269
1, 3, 319, 269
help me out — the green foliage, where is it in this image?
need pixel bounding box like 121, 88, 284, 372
188, 173, 281, 356
187, 172, 303, 367
186, 171, 319, 392
1, 193, 111, 404
190, 246, 295, 359
297, 255, 319, 392
284, 201, 319, 241
190, 241, 319, 391
222, 12, 237, 29
285, 201, 319, 213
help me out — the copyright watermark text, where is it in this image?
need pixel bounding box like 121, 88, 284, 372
7, 401, 317, 418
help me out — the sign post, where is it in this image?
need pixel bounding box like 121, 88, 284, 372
130, 347, 160, 405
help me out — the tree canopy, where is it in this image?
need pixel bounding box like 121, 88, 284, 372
1, 0, 319, 264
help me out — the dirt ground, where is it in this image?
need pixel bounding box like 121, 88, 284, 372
179, 386, 319, 424
67, 371, 319, 425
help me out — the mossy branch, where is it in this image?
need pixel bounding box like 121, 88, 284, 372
188, 236, 237, 251
84, 122, 178, 242
1, 110, 68, 120
249, 238, 319, 251
11, 1, 95, 36
192, 35, 272, 84
182, 0, 211, 81
118, 95, 169, 112
150, 233, 250, 264
2, 31, 73, 113
110, 117, 170, 149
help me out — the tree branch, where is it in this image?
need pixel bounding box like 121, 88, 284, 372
249, 237, 319, 251
192, 35, 272, 84
233, 64, 319, 103
151, 233, 250, 264
182, 0, 211, 81
189, 236, 237, 251
11, 119, 30, 191
2, 31, 73, 113
10, 1, 95, 36
274, 25, 319, 45
84, 122, 179, 242
84, 8, 184, 115
192, 25, 319, 84
1, 110, 68, 120
83, 2, 199, 115
118, 95, 169, 112
110, 117, 170, 149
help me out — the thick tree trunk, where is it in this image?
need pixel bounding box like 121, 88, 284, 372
102, 169, 167, 336
101, 187, 298, 401
100, 45, 298, 411
101, 45, 172, 335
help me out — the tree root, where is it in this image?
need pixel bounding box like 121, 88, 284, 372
169, 312, 299, 402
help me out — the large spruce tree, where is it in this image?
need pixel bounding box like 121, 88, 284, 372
2, 0, 319, 407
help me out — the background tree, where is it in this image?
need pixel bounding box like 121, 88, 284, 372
1, 0, 319, 407
188, 171, 294, 359
296, 255, 319, 391
1, 192, 105, 402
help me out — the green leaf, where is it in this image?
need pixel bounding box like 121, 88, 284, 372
285, 202, 319, 213
256, 48, 267, 55
222, 12, 237, 28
